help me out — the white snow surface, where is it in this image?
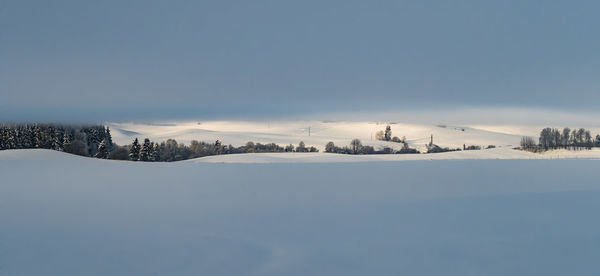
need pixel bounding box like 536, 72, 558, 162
107, 121, 528, 152
3, 149, 600, 275
106, 121, 600, 162
191, 148, 600, 163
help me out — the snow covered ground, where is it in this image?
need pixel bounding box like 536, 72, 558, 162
107, 120, 600, 161
190, 148, 600, 163
107, 121, 528, 153
3, 149, 600, 275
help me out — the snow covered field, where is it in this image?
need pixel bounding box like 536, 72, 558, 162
3, 149, 600, 275
107, 121, 527, 153
107, 120, 600, 161
190, 148, 600, 163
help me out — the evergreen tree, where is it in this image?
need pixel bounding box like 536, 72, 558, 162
215, 140, 222, 154
13, 127, 22, 149
51, 129, 62, 151
21, 126, 33, 149
86, 127, 102, 156
0, 127, 5, 150
6, 128, 16, 149
245, 141, 255, 153
62, 132, 71, 152
285, 144, 295, 152
129, 138, 141, 161
105, 126, 113, 149
33, 126, 42, 148
139, 138, 151, 161
384, 125, 392, 141
95, 140, 109, 159
296, 141, 307, 152
150, 142, 160, 161
325, 141, 336, 153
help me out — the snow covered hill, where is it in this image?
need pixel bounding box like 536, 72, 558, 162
3, 149, 600, 275
105, 121, 600, 161
107, 121, 529, 152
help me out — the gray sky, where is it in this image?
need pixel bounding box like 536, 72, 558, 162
1, 0, 599, 121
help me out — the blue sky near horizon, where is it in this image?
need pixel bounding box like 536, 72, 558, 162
1, 0, 599, 121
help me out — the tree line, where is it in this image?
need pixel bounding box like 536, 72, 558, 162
0, 123, 320, 161
0, 123, 421, 159
119, 139, 318, 162
325, 139, 419, 154
0, 123, 112, 157
521, 127, 600, 152
2, 123, 505, 160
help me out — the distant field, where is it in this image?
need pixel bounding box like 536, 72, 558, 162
108, 121, 526, 152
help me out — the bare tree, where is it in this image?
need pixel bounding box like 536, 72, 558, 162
561, 127, 571, 148
350, 139, 362, 154
521, 136, 537, 150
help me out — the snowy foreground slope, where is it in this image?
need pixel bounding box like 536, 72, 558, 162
3, 150, 600, 275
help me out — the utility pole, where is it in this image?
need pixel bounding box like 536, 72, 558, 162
308, 126, 311, 136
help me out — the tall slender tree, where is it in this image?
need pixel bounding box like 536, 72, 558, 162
105, 127, 113, 149
139, 138, 151, 161
129, 138, 141, 161
95, 140, 109, 159
384, 125, 392, 141
561, 127, 571, 148
150, 142, 160, 161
